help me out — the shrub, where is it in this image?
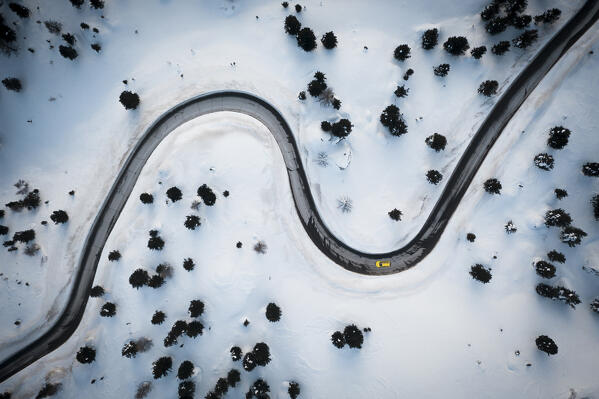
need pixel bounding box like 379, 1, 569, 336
483, 178, 502, 194
288, 381, 301, 399
331, 119, 353, 138
554, 188, 568, 199
321, 31, 337, 49
230, 346, 242, 361
478, 80, 498, 96
100, 302, 116, 317
297, 27, 316, 51
9, 3, 30, 18
152, 356, 172, 379
394, 85, 409, 98
433, 64, 450, 77
108, 250, 121, 261
544, 209, 572, 228
184, 215, 201, 230
254, 240, 268, 253
425, 133, 447, 151
76, 346, 96, 363
119, 91, 140, 110
443, 36, 469, 55
592, 194, 599, 220
90, 0, 105, 9
547, 250, 565, 263
560, 226, 587, 247
90, 285, 104, 297
492, 41, 510, 55
331, 331, 345, 348
177, 360, 194, 380
298, 91, 306, 100
466, 233, 476, 242
388, 208, 402, 221
178, 381, 194, 399
284, 15, 301, 35
426, 170, 443, 185
183, 258, 195, 271
421, 28, 438, 50
227, 369, 241, 387
513, 29, 538, 49
534, 8, 561, 24
266, 302, 282, 322
380, 105, 407, 136
534, 153, 554, 171
50, 210, 68, 224
147, 231, 165, 250
253, 342, 271, 366
471, 46, 487, 59
535, 260, 556, 279
547, 126, 570, 149
582, 162, 599, 177
2, 78, 21, 92
189, 299, 205, 317
393, 44, 411, 61
70, 0, 85, 8
505, 220, 517, 234
151, 310, 166, 325
129, 269, 149, 289
122, 341, 138, 358
535, 335, 558, 355
344, 324, 364, 348
59, 45, 78, 60
486, 17, 507, 35
197, 184, 217, 206
13, 229, 35, 243
470, 264, 492, 283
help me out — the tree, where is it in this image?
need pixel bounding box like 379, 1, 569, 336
483, 178, 502, 194
380, 105, 407, 136
321, 31, 337, 49
492, 41, 510, 55
332, 98, 342, 110
148, 274, 164, 288
62, 33, 76, 45
215, 378, 229, 396
166, 186, 182, 202
307, 72, 327, 97
140, 193, 153, 204
388, 208, 402, 221
480, 3, 499, 20
284, 15, 301, 35
227, 369, 241, 387
505, 220, 517, 234
36, 383, 61, 399
122, 341, 138, 358
282, 2, 289, 8
560, 226, 587, 247
512, 29, 538, 49
230, 346, 242, 361
197, 184, 217, 205
250, 379, 270, 396
108, 250, 121, 261
147, 230, 165, 250
421, 28, 438, 50
252, 342, 271, 366
344, 324, 364, 348
478, 80, 498, 96
297, 27, 316, 51
243, 352, 257, 371
50, 210, 68, 224
183, 258, 195, 271
394, 85, 409, 98
6, 189, 41, 211
184, 215, 201, 230
534, 8, 561, 24
59, 45, 78, 60
80, 22, 89, 29
70, 0, 85, 8
295, 4, 302, 12
266, 302, 281, 322
535, 335, 558, 355
425, 133, 447, 151
119, 91, 140, 110
533, 153, 554, 171
544, 208, 572, 228
592, 194, 599, 220
129, 268, 149, 289
298, 91, 306, 100
547, 250, 566, 263
331, 330, 345, 348
426, 170, 443, 185
393, 44, 411, 61
90, 0, 105, 9
554, 188, 568, 200
433, 64, 450, 77
288, 381, 301, 399
466, 233, 476, 242
90, 285, 104, 297
443, 36, 469, 55
254, 240, 268, 253
177, 360, 194, 380
189, 299, 205, 317
470, 264, 492, 283
152, 356, 172, 379
471, 46, 487, 59
511, 14, 532, 28
486, 17, 507, 35
100, 302, 116, 317
178, 381, 194, 399
2, 78, 21, 92
535, 260, 556, 279
582, 162, 599, 177
9, 3, 30, 18
13, 229, 35, 243
76, 346, 96, 363
403, 68, 414, 80
547, 126, 570, 149
536, 283, 581, 308
331, 119, 353, 138
151, 310, 166, 325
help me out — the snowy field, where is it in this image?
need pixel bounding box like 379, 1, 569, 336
1, 0, 598, 398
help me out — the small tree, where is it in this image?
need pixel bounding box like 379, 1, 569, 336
178, 381, 195, 399
544, 208, 572, 228
403, 68, 414, 80
36, 383, 61, 399
148, 275, 164, 289
243, 352, 257, 371
62, 33, 76, 45
296, 27, 316, 51
253, 342, 271, 366
394, 85, 409, 98
485, 17, 507, 35
177, 360, 194, 380
147, 230, 165, 250
433, 64, 450, 77
119, 91, 140, 110
535, 335, 558, 355
443, 36, 469, 55
197, 184, 217, 206
90, 285, 104, 297
90, 0, 105, 9
108, 250, 121, 261
76, 346, 96, 364
534, 153, 554, 170
295, 3, 302, 12
9, 3, 30, 18
70, 0, 85, 8
554, 188, 568, 199
466, 233, 476, 242
560, 226, 587, 247
307, 72, 327, 97
298, 91, 306, 100
388, 208, 402, 221
183, 257, 195, 271
512, 29, 538, 49
421, 28, 438, 50
321, 31, 337, 49
504, 220, 517, 234
166, 186, 182, 202
284, 15, 301, 35
214, 378, 229, 396
471, 46, 487, 59
250, 379, 270, 396
426, 170, 443, 185
547, 250, 565, 263
129, 268, 149, 289
535, 260, 556, 279
492, 41, 510, 55
100, 302, 116, 317
592, 194, 599, 220
151, 310, 166, 325
2, 78, 22, 92
393, 44, 411, 61
122, 341, 138, 358
380, 105, 407, 136
511, 14, 532, 29
478, 80, 498, 96
228, 369, 241, 387
582, 162, 599, 177
230, 346, 242, 361
152, 356, 172, 379
483, 178, 502, 194
288, 381, 301, 399
425, 133, 447, 151
344, 324, 364, 349
188, 299, 205, 317
331, 119, 353, 138
13, 229, 35, 243
266, 302, 282, 322
470, 264, 492, 283
547, 126, 570, 149
331, 330, 345, 348
59, 45, 78, 60
50, 210, 68, 224
184, 215, 201, 230
254, 240, 268, 253
140, 193, 153, 204
534, 8, 561, 24
590, 298, 599, 314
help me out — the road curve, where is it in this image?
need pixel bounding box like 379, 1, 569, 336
1, 0, 598, 384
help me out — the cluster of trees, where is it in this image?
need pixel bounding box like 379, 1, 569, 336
331, 324, 365, 349
6, 188, 40, 211
536, 283, 581, 308
380, 105, 407, 136
242, 342, 271, 371
305, 71, 342, 109
321, 118, 353, 138
129, 264, 172, 289
147, 230, 165, 250
470, 264, 492, 283
162, 300, 205, 346
2, 77, 21, 92
50, 210, 68, 224
284, 15, 337, 52
203, 369, 241, 399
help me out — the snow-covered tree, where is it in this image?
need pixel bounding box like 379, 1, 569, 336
547, 250, 565, 263
483, 178, 502, 194
140, 193, 153, 204
100, 302, 116, 317
183, 258, 195, 271
471, 46, 487, 59
591, 298, 599, 314
331, 330, 345, 348
230, 346, 242, 361
122, 341, 138, 358
560, 226, 587, 247
288, 381, 301, 399
535, 335, 558, 355
129, 268, 149, 289
536, 283, 581, 308
421, 28, 438, 50
151, 310, 166, 325
478, 80, 498, 96
76, 345, 96, 364
152, 356, 172, 379
582, 162, 599, 177
426, 170, 443, 185
554, 188, 568, 200
331, 119, 353, 138
393, 44, 411, 61
108, 250, 121, 261
443, 36, 469, 55
425, 133, 447, 151
253, 342, 271, 366
394, 85, 409, 98
547, 126, 570, 149
504, 220, 517, 234
388, 208, 402, 221
188, 299, 205, 317
321, 31, 337, 49
380, 105, 408, 136
177, 360, 194, 380
184, 215, 201, 230
243, 352, 257, 371
535, 260, 556, 279
470, 264, 492, 283
544, 208, 572, 228
297, 27, 317, 51
512, 29, 538, 48
433, 64, 450, 77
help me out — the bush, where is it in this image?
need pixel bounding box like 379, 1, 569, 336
560, 226, 587, 247
230, 346, 242, 361
252, 342, 271, 366
534, 8, 561, 24
425, 133, 447, 151
433, 64, 450, 77
486, 17, 507, 35
426, 170, 443, 185
183, 257, 195, 271
184, 215, 201, 230
119, 91, 140, 110
297, 27, 316, 51
151, 310, 166, 325
582, 162, 599, 177
592, 194, 599, 220
332, 98, 341, 110
100, 302, 116, 317
554, 188, 568, 199
90, 0, 105, 9
59, 45, 78, 60
466, 233, 476, 242
470, 264, 492, 283
321, 31, 337, 49
443, 36, 469, 55
227, 369, 241, 387
90, 285, 104, 297
394, 85, 409, 98
13, 229, 35, 243
388, 208, 402, 221
380, 105, 407, 136
535, 335, 558, 355
152, 356, 172, 379
197, 184, 217, 206
393, 44, 411, 61
492, 41, 510, 55
9, 3, 30, 18
483, 178, 502, 194
108, 250, 121, 261
544, 208, 572, 228
478, 80, 498, 96
139, 193, 153, 204
284, 15, 301, 35
547, 126, 570, 149
50, 210, 68, 224
344, 324, 364, 348
512, 29, 538, 49
288, 381, 301, 399
535, 260, 556, 279
177, 360, 194, 380
122, 341, 138, 358
547, 250, 565, 263
266, 302, 282, 322
147, 231, 165, 250
76, 346, 96, 363
2, 78, 21, 92
331, 330, 345, 348
421, 28, 438, 50
534, 153, 554, 171
331, 119, 353, 138
471, 46, 487, 59
178, 381, 194, 399
129, 269, 149, 289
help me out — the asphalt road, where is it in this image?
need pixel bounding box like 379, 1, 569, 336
1, 0, 598, 384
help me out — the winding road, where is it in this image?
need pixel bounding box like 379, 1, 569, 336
1, 0, 598, 384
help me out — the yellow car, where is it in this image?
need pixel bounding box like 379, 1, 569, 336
376, 260, 391, 268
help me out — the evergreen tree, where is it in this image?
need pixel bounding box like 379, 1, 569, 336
139, 193, 153, 204
321, 31, 337, 49
295, 4, 302, 12
547, 126, 570, 149
331, 119, 353, 138
590, 298, 599, 314
592, 194, 599, 220
582, 162, 599, 177
344, 324, 364, 348
2, 78, 21, 92
403, 68, 414, 81
227, 369, 241, 387
478, 80, 498, 96
90, 285, 104, 297
243, 352, 257, 371
393, 44, 411, 61
288, 381, 301, 399
331, 330, 345, 348
265, 302, 282, 322
536, 283, 581, 308
100, 302, 116, 317
13, 229, 35, 243
547, 250, 565, 263
466, 233, 476, 242
307, 72, 327, 97
129, 268, 149, 289
76, 345, 96, 364
147, 230, 165, 250
90, 0, 105, 9
197, 184, 217, 205
296, 27, 316, 51
511, 14, 532, 29
122, 341, 138, 358
298, 91, 306, 100
282, 2, 289, 8
535, 335, 558, 355
560, 226, 587, 247
380, 105, 408, 136
554, 188, 568, 200
36, 383, 61, 399
148, 274, 165, 289
470, 264, 492, 283
189, 299, 205, 317
50, 210, 68, 224
534, 8, 561, 24
177, 360, 194, 380
119, 91, 140, 110
252, 342, 271, 366
505, 220, 517, 234
151, 310, 166, 325
421, 28, 438, 50
178, 381, 195, 399
184, 215, 201, 230
214, 378, 229, 396
394, 85, 409, 98
535, 260, 556, 279
512, 29, 538, 49
250, 379, 270, 396
70, 0, 85, 8
443, 36, 469, 55
425, 133, 447, 151
108, 250, 121, 261
544, 209, 572, 228
492, 41, 510, 55
483, 178, 502, 194
166, 186, 182, 202
230, 346, 243, 361
486, 17, 507, 35
471, 46, 487, 59
183, 257, 195, 271
321, 121, 332, 132
426, 170, 443, 185
62, 33, 76, 45
9, 3, 30, 18
59, 45, 78, 60
433, 64, 450, 77
480, 3, 499, 20
186, 320, 204, 337
534, 153, 554, 170
284, 15, 301, 35
152, 356, 172, 379
388, 208, 402, 221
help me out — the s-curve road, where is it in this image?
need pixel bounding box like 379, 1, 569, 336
1, 0, 598, 384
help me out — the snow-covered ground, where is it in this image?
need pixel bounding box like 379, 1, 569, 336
1, 0, 598, 397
